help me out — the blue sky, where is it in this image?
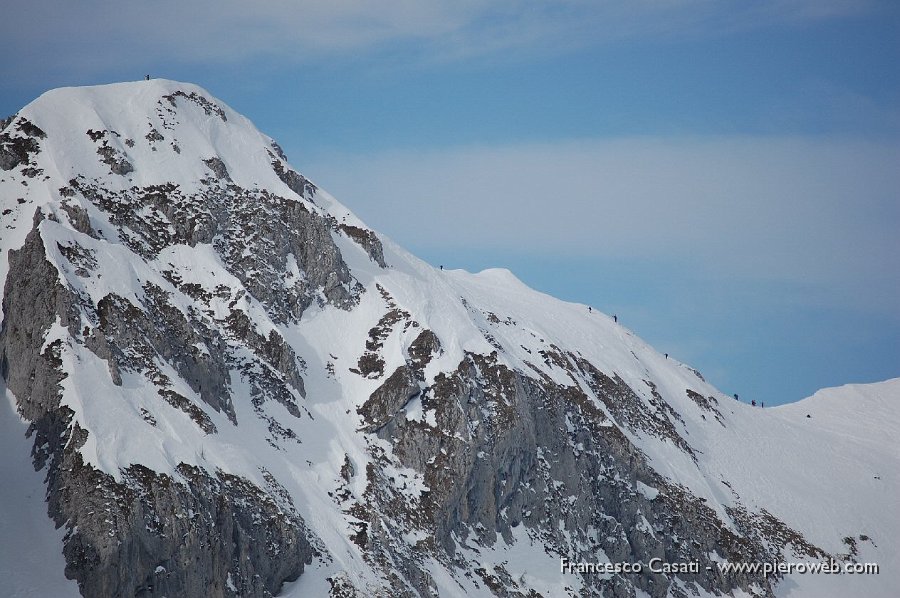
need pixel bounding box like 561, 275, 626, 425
2, 0, 898, 404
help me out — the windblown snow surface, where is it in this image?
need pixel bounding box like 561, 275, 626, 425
0, 81, 897, 597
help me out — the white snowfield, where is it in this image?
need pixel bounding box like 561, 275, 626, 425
0, 80, 897, 597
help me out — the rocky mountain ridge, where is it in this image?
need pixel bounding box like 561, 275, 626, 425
0, 80, 896, 598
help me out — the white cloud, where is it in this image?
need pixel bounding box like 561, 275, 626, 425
301, 136, 900, 313
1, 0, 882, 77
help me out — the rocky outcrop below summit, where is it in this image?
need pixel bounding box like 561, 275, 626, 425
347, 350, 824, 597
0, 221, 317, 597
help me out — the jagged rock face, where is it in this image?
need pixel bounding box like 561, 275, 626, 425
55, 458, 315, 598
0, 117, 45, 171
1, 81, 891, 598
356, 353, 779, 597
63, 171, 357, 324
0, 222, 314, 598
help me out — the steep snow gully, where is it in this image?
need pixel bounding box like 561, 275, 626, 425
0, 81, 897, 597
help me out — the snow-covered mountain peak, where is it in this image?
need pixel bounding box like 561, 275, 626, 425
13, 79, 289, 192
1, 81, 896, 598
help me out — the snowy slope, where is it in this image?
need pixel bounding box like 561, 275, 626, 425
0, 80, 897, 598
0, 383, 81, 598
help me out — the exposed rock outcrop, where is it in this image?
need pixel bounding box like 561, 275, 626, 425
1, 221, 316, 597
